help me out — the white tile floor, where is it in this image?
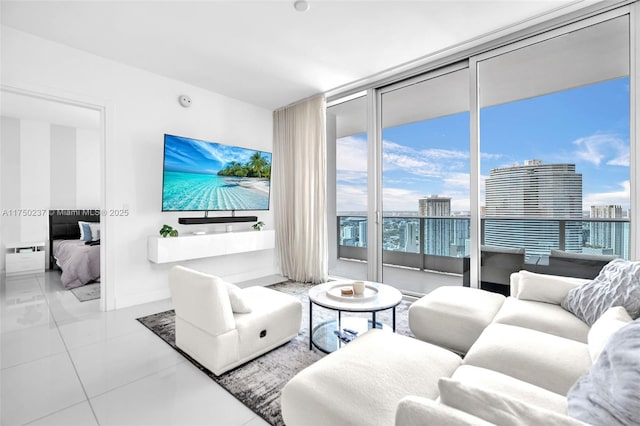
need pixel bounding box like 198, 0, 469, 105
0, 271, 269, 426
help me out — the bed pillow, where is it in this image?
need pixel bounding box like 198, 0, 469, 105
587, 306, 632, 362
561, 259, 640, 325
78, 221, 93, 241
225, 282, 252, 314
88, 223, 101, 241
567, 318, 640, 426
516, 270, 583, 304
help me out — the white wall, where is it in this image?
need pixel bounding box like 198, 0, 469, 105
0, 115, 102, 270
1, 26, 277, 309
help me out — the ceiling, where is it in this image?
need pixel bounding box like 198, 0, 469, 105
1, 0, 604, 110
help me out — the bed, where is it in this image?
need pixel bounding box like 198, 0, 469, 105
49, 209, 101, 289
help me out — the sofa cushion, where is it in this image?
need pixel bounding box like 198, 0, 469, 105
409, 286, 505, 354
463, 323, 591, 395
451, 365, 568, 414
438, 378, 587, 426
233, 286, 301, 360
516, 270, 585, 305
281, 329, 461, 426
561, 259, 640, 326
493, 297, 589, 343
587, 306, 632, 362
568, 319, 640, 426
395, 395, 494, 426
225, 282, 252, 313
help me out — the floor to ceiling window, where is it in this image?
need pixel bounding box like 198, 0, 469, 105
476, 14, 630, 293
327, 94, 368, 280
379, 66, 470, 294
328, 6, 634, 296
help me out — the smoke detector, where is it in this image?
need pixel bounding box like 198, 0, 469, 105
178, 95, 192, 108
294, 1, 309, 12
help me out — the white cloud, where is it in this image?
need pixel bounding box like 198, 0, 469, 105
337, 170, 367, 185
336, 135, 367, 172
383, 187, 426, 211
336, 184, 368, 212
480, 152, 503, 161
419, 148, 468, 160
443, 172, 470, 190
583, 180, 630, 210
573, 133, 629, 167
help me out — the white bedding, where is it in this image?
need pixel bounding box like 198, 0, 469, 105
53, 239, 100, 289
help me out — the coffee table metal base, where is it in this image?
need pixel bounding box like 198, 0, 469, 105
309, 301, 397, 353
311, 317, 388, 354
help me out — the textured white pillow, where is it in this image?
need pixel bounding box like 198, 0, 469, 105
225, 282, 252, 313
88, 223, 101, 241
438, 378, 587, 426
587, 306, 631, 362
517, 270, 583, 305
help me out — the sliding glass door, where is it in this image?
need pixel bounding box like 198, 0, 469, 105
379, 66, 470, 294
328, 7, 634, 296
476, 15, 630, 293
328, 94, 369, 280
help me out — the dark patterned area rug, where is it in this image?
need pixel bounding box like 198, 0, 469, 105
136, 281, 414, 426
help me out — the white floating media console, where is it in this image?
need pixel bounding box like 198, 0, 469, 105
148, 230, 275, 264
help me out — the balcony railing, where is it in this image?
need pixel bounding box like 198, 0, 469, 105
338, 215, 630, 278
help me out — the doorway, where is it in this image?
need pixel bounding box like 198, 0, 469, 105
0, 85, 110, 311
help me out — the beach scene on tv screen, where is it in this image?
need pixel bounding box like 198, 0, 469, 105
162, 135, 271, 211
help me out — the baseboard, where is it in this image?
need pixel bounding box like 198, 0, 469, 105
115, 287, 171, 310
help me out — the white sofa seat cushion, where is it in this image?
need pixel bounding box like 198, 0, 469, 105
281, 329, 462, 426
493, 297, 589, 343
451, 365, 568, 414
438, 378, 588, 426
395, 396, 494, 426
233, 286, 301, 361
409, 286, 505, 354
463, 323, 591, 395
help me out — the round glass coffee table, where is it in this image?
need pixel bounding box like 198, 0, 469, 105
308, 281, 403, 353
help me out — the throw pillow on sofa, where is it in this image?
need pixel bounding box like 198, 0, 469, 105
567, 318, 640, 426
516, 270, 584, 304
225, 282, 252, 313
561, 259, 640, 325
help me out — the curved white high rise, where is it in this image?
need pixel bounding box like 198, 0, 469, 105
484, 160, 583, 258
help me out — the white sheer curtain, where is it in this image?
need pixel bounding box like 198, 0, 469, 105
273, 95, 328, 283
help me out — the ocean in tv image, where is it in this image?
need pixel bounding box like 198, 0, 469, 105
162, 135, 271, 211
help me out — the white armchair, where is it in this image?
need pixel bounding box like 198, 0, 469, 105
168, 265, 302, 375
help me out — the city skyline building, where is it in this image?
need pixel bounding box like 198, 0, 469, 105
484, 160, 583, 258
587, 204, 627, 258
418, 195, 451, 217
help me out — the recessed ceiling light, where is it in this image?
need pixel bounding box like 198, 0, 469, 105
294, 0, 309, 12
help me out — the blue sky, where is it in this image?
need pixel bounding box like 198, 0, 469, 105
164, 134, 272, 175
337, 77, 630, 213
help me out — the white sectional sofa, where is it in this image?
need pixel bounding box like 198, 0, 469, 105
281, 266, 639, 426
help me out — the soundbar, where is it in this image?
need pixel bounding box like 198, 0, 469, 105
178, 216, 258, 225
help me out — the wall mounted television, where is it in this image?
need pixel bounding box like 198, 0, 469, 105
162, 134, 272, 212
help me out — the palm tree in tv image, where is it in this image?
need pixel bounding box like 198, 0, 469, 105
249, 151, 269, 178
